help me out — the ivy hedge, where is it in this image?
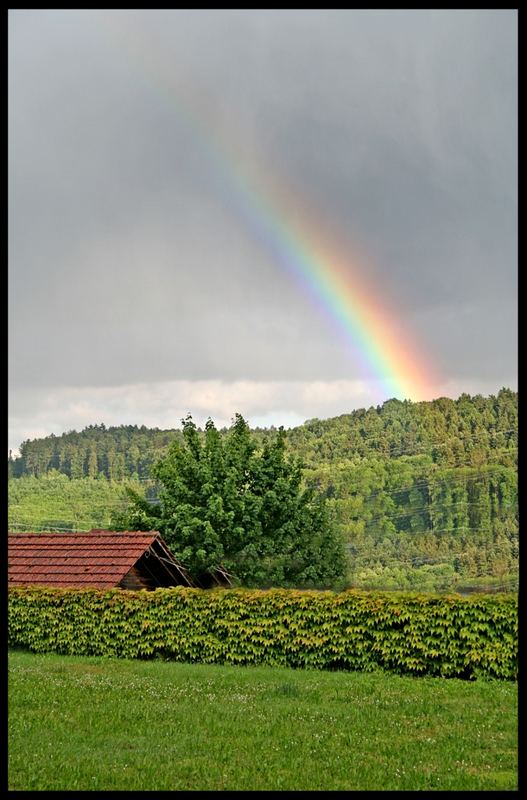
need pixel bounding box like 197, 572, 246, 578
8, 587, 517, 679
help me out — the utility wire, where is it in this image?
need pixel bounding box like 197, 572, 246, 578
356, 467, 517, 505
363, 500, 518, 526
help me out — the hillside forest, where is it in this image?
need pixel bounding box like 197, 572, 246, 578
8, 389, 518, 592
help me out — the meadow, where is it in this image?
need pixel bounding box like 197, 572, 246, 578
8, 649, 517, 791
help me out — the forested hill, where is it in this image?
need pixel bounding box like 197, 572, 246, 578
8, 389, 517, 479
286, 389, 517, 469
8, 389, 518, 592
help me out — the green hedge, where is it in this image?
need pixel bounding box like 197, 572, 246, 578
8, 587, 517, 679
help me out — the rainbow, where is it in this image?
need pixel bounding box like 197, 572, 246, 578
99, 16, 440, 402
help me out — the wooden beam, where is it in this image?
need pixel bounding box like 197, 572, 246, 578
149, 540, 195, 587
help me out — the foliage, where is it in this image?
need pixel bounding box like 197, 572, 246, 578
8, 472, 153, 533
9, 389, 517, 480
9, 423, 180, 480
8, 587, 518, 680
8, 390, 518, 591
111, 414, 347, 588
316, 460, 518, 590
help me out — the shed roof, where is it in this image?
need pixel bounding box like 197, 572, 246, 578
8, 529, 192, 589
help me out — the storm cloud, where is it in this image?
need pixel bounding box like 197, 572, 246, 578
9, 10, 517, 451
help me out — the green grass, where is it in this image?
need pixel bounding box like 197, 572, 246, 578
9, 649, 517, 791
8, 473, 145, 532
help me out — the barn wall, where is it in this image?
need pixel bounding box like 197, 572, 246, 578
119, 566, 153, 590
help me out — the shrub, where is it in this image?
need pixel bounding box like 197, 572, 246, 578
8, 587, 517, 679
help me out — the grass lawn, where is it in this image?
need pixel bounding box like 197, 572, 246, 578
8, 649, 517, 791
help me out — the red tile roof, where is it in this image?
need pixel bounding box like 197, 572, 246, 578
8, 530, 166, 588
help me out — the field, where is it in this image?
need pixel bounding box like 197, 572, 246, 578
8, 649, 517, 791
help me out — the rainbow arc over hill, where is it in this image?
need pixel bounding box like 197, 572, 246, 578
101, 18, 441, 402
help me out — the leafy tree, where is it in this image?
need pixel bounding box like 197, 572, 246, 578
112, 414, 347, 589
86, 445, 98, 479
70, 449, 84, 480
8, 391, 518, 592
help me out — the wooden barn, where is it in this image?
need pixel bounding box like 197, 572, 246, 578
194, 564, 234, 589
8, 530, 195, 590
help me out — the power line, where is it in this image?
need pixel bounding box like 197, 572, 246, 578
356, 466, 517, 505
362, 500, 518, 526
135, 464, 517, 506
9, 489, 518, 525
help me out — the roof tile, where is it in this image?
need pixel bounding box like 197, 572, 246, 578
7, 530, 170, 589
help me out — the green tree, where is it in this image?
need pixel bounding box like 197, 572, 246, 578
112, 414, 347, 589
70, 449, 84, 480
86, 445, 98, 479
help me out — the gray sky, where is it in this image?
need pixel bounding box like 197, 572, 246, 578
9, 9, 517, 452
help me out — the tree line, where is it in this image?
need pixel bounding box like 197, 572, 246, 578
9, 389, 517, 480
8, 389, 517, 591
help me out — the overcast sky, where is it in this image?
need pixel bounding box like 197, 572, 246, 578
8, 9, 517, 453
